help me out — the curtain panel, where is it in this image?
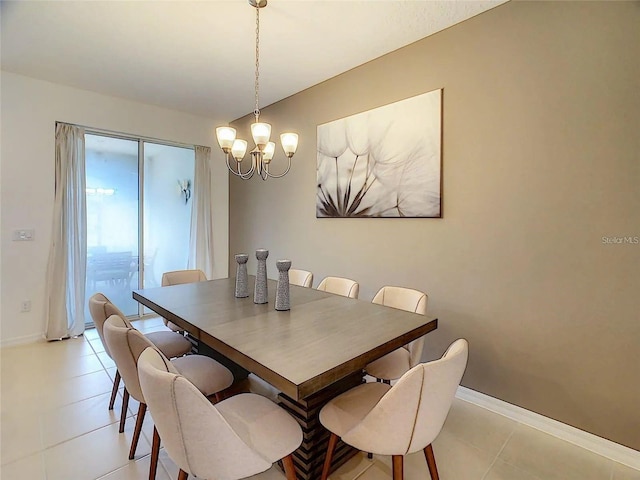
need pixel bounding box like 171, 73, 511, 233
188, 146, 215, 279
45, 123, 87, 340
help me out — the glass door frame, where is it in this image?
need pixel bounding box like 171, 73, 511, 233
84, 127, 196, 320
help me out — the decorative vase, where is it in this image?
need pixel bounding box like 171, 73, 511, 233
254, 249, 269, 304
275, 260, 291, 311
234, 253, 249, 298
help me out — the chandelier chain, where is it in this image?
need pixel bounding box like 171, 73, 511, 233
254, 6, 260, 120
215, 0, 298, 180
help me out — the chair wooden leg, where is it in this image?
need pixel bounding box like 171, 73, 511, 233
282, 453, 297, 480
321, 433, 339, 480
119, 388, 129, 433
177, 470, 189, 480
129, 403, 147, 459
392, 455, 403, 480
149, 426, 161, 480
424, 444, 439, 480
109, 370, 121, 410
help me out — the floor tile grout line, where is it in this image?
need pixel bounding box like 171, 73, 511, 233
159, 450, 186, 480
37, 390, 134, 452
41, 421, 154, 479
501, 423, 630, 476
8, 337, 165, 480
481, 422, 616, 480
0, 439, 46, 469
37, 360, 115, 467
93, 451, 159, 480
50, 335, 100, 358
350, 456, 375, 480
495, 421, 609, 480
40, 416, 123, 451
479, 422, 519, 480
42, 384, 115, 410
2, 450, 49, 477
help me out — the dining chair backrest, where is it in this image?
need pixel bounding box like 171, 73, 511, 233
371, 286, 427, 315
289, 269, 313, 288
88, 293, 131, 358
161, 269, 207, 286
138, 347, 274, 479
160, 269, 208, 331
372, 286, 428, 367
317, 276, 359, 299
103, 314, 175, 402
344, 339, 468, 455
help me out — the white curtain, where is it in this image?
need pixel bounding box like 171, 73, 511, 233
45, 123, 87, 340
188, 146, 215, 278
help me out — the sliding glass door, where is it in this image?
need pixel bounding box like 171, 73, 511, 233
84, 134, 194, 321
142, 142, 195, 291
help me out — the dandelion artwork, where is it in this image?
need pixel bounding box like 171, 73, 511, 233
317, 89, 442, 218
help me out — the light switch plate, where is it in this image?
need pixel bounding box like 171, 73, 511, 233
12, 229, 35, 241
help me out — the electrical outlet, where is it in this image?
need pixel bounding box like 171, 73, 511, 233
21, 300, 31, 312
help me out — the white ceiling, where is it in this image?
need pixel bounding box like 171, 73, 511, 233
1, 0, 507, 122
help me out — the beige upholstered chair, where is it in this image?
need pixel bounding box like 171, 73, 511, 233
162, 268, 207, 285
103, 315, 234, 470
88, 292, 192, 411
365, 286, 428, 382
316, 276, 359, 299
161, 269, 208, 331
289, 268, 314, 288
138, 346, 303, 480
320, 339, 468, 480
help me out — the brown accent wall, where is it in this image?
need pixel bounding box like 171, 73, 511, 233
227, 1, 640, 449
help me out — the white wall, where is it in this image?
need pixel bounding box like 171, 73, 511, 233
0, 71, 229, 345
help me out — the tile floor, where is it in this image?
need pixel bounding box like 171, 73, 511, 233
1, 317, 638, 480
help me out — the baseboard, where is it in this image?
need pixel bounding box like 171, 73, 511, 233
0, 333, 46, 348
456, 386, 640, 470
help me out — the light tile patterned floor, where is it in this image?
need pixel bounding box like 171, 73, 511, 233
1, 318, 638, 480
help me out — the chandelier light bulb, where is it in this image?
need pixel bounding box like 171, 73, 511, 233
263, 142, 276, 163
216, 127, 237, 152
231, 139, 248, 161
251, 122, 272, 150
280, 133, 299, 158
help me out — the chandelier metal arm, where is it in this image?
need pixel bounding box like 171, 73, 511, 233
226, 153, 255, 180
264, 156, 293, 179
250, 150, 291, 179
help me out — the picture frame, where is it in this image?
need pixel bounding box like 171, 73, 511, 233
316, 88, 442, 218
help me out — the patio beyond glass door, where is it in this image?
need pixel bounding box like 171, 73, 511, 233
84, 134, 194, 321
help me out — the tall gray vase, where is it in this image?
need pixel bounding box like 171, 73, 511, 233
254, 249, 269, 304
275, 260, 291, 311
234, 253, 249, 298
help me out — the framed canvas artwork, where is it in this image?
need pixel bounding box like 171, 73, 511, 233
317, 88, 442, 218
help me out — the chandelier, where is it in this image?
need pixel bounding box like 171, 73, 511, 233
216, 0, 299, 180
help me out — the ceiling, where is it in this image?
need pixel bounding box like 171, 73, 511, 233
1, 0, 507, 122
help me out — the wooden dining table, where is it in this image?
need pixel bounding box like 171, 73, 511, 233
133, 276, 437, 480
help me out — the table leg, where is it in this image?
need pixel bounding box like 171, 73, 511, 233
277, 371, 364, 480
